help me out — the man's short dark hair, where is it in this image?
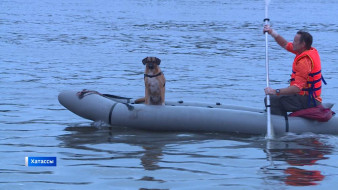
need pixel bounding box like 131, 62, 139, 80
297, 30, 313, 50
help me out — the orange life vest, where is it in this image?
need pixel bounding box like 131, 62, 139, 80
290, 47, 325, 105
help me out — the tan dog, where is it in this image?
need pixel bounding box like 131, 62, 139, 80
135, 57, 166, 105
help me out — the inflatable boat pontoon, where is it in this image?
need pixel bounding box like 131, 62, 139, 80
58, 90, 338, 136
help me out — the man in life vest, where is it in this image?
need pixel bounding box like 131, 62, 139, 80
263, 25, 325, 115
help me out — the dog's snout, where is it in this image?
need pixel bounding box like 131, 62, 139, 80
147, 63, 154, 70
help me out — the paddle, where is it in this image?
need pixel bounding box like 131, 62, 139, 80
264, 0, 275, 139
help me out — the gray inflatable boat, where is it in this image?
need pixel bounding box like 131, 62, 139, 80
58, 90, 338, 136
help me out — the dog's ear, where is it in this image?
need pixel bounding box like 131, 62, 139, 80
142, 57, 148, 65
155, 57, 161, 65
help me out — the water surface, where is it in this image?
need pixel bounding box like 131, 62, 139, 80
1, 0, 338, 189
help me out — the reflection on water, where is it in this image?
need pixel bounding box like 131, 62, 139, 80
262, 135, 332, 186
283, 138, 329, 186
285, 168, 324, 186
60, 126, 333, 187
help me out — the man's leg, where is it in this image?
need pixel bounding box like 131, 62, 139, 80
264, 95, 321, 115
265, 95, 285, 115
279, 94, 320, 112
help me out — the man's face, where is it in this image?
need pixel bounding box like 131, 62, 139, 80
293, 34, 305, 53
